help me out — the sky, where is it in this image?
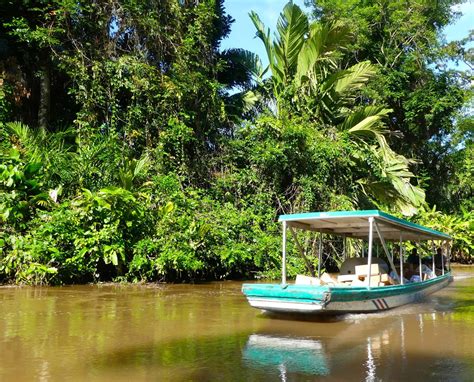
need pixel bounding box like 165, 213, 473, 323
221, 0, 308, 61
221, 0, 473, 70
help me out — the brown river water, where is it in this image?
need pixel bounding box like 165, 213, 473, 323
0, 268, 473, 381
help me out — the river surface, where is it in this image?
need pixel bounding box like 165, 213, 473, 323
0, 268, 473, 381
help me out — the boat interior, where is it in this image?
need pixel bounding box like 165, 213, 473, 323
293, 250, 450, 287
280, 211, 451, 288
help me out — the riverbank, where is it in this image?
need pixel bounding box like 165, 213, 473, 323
1, 263, 472, 287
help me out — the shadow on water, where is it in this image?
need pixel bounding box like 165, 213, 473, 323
257, 311, 347, 323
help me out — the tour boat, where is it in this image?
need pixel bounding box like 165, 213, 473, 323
242, 210, 453, 314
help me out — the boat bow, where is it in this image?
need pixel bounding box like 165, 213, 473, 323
242, 284, 332, 313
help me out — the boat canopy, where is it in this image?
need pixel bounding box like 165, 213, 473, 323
278, 210, 451, 242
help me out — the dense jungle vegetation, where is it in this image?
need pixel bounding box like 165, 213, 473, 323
0, 0, 472, 284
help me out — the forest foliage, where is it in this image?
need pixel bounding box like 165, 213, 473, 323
0, 0, 472, 284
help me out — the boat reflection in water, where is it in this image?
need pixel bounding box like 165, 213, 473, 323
242, 310, 463, 381
242, 334, 329, 377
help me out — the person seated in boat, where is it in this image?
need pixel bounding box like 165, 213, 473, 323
415, 263, 434, 280
387, 252, 401, 283
406, 248, 419, 271
422, 256, 432, 266
323, 255, 340, 273
402, 248, 418, 279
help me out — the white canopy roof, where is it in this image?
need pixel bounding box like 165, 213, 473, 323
278, 210, 451, 242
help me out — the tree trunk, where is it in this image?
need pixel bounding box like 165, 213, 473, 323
37, 63, 50, 130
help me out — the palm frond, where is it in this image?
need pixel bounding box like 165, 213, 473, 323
358, 147, 426, 216
317, 61, 375, 115
249, 10, 286, 95
296, 21, 351, 85
310, 21, 351, 54
274, 2, 308, 79
332, 61, 376, 98
118, 154, 151, 191
249, 11, 275, 75
5, 122, 74, 186
343, 106, 392, 151
219, 48, 265, 89
5, 122, 45, 161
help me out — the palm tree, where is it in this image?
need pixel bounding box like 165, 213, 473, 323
218, 48, 266, 122
249, 2, 425, 215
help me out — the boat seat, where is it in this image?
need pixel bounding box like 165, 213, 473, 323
337, 274, 357, 283
355, 263, 382, 276
295, 273, 338, 285
321, 272, 338, 285
295, 274, 321, 285
354, 271, 390, 286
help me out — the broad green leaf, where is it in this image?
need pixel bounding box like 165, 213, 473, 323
111, 252, 118, 266
275, 2, 308, 77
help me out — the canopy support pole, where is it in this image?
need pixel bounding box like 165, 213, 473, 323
311, 234, 318, 267
399, 235, 404, 285
431, 241, 436, 278
343, 235, 346, 261
418, 239, 423, 280
441, 241, 445, 275
367, 217, 374, 289
289, 227, 315, 277
447, 241, 452, 272
374, 221, 399, 283
318, 232, 323, 278
282, 221, 287, 285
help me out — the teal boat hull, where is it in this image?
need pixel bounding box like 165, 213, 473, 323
242, 273, 452, 314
